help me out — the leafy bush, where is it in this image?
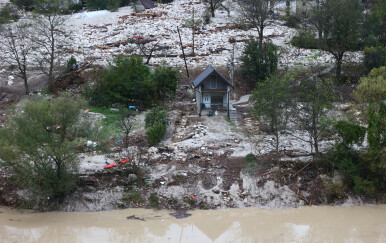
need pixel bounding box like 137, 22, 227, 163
85, 55, 153, 107
84, 55, 178, 108
149, 193, 159, 207
10, 0, 34, 10
145, 106, 169, 128
327, 118, 383, 197
153, 64, 179, 101
146, 121, 167, 146
363, 46, 386, 73
86, 0, 109, 10
0, 4, 20, 24
333, 120, 366, 147
283, 15, 301, 29
145, 107, 169, 146
290, 30, 319, 49
324, 178, 346, 202
354, 66, 386, 102
244, 153, 257, 175
353, 176, 375, 196
241, 39, 278, 87
124, 191, 145, 204
107, 0, 120, 11
68, 2, 83, 12
66, 56, 77, 71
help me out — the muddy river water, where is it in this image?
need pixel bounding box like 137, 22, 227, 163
0, 205, 385, 242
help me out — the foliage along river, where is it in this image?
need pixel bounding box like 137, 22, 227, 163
0, 205, 385, 242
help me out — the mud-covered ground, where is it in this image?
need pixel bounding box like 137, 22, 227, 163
0, 100, 371, 212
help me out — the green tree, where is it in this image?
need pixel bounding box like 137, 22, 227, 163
0, 95, 95, 202
153, 64, 179, 102
308, 0, 362, 78
361, 0, 386, 47
251, 74, 291, 177
363, 46, 386, 72
87, 55, 153, 106
295, 74, 336, 156
240, 39, 278, 88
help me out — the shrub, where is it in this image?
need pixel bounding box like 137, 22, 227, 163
146, 121, 167, 146
244, 153, 257, 175
241, 39, 278, 87
353, 177, 375, 196
84, 55, 178, 108
283, 15, 301, 29
66, 56, 77, 71
363, 46, 386, 73
290, 30, 319, 49
68, 2, 83, 12
86, 0, 109, 10
324, 178, 346, 202
153, 64, 179, 102
10, 0, 34, 10
0, 4, 20, 24
85, 55, 153, 107
145, 106, 169, 128
119, 0, 131, 7
202, 9, 211, 24
124, 191, 145, 204
333, 120, 366, 147
149, 193, 159, 207
107, 0, 120, 11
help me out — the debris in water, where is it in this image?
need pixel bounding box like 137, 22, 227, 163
126, 215, 145, 221
169, 211, 192, 219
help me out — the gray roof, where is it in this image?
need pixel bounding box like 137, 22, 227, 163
139, 0, 155, 9
192, 66, 234, 88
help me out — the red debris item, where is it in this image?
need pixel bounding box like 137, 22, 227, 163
133, 36, 144, 39
190, 195, 196, 199
104, 163, 117, 169
104, 158, 132, 169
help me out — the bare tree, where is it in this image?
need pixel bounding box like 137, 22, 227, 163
31, 2, 68, 93
237, 0, 276, 50
182, 8, 202, 56
204, 0, 230, 17
0, 22, 33, 95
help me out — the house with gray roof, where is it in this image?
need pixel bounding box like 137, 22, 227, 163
193, 66, 234, 117
134, 0, 155, 11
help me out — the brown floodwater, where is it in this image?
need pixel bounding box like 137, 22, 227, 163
0, 205, 385, 243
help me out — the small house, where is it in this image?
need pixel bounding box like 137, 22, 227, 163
134, 0, 155, 12
193, 66, 234, 117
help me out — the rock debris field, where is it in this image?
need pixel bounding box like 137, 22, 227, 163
0, 0, 363, 71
